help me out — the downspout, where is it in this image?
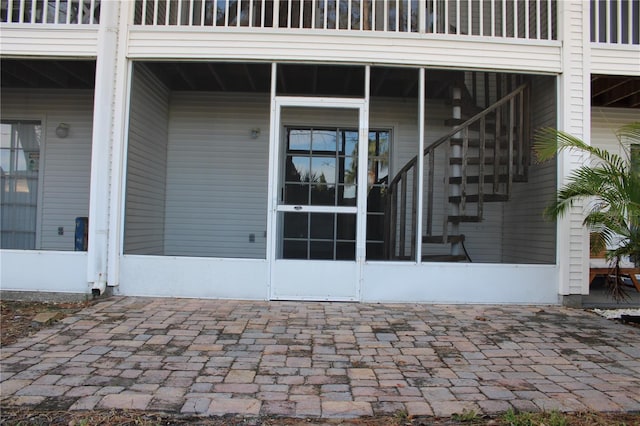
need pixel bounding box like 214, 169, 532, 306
87, 0, 120, 296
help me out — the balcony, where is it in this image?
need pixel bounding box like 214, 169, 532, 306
1, 0, 100, 24
131, 0, 557, 41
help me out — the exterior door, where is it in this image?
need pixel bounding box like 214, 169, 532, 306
269, 98, 368, 300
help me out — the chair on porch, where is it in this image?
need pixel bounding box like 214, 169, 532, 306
589, 236, 640, 292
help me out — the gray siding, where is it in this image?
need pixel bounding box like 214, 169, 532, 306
1, 89, 93, 251
124, 64, 170, 255
157, 90, 552, 263
164, 92, 271, 258
501, 76, 557, 264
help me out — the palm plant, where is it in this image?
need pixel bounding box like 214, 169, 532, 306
534, 122, 640, 300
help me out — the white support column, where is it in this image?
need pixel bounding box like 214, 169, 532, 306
416, 68, 425, 263
86, 0, 123, 294
557, 0, 591, 298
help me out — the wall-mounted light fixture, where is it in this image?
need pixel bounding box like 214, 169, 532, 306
56, 123, 69, 138
250, 128, 260, 139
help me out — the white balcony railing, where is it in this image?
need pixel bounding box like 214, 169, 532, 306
591, 0, 639, 45
1, 0, 100, 24
132, 0, 557, 41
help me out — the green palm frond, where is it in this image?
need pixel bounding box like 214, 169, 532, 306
534, 122, 640, 301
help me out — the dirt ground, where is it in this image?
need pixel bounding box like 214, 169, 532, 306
1, 300, 639, 426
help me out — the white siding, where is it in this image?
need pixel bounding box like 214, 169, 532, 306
1, 89, 93, 251
502, 76, 557, 264
127, 30, 562, 74
164, 92, 271, 258
560, 1, 590, 295
591, 107, 640, 152
590, 45, 640, 76
0, 27, 99, 56
124, 64, 170, 255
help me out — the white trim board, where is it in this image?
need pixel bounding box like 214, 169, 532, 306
0, 250, 89, 294
118, 255, 269, 300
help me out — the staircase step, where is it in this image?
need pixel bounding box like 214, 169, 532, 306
422, 254, 468, 262
450, 157, 511, 166
449, 175, 527, 184
449, 175, 507, 184
422, 235, 465, 244
450, 138, 497, 149
448, 194, 510, 203
448, 215, 482, 223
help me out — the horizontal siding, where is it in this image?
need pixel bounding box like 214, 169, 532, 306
124, 64, 170, 255
164, 92, 271, 258
0, 27, 99, 56
501, 76, 557, 264
127, 29, 562, 74
1, 89, 94, 251
162, 90, 555, 263
590, 45, 640, 76
592, 107, 640, 151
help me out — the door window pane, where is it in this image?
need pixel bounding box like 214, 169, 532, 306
366, 130, 391, 260
312, 129, 337, 152
279, 212, 356, 261
280, 128, 389, 262
310, 213, 334, 239
289, 129, 311, 151
283, 212, 308, 238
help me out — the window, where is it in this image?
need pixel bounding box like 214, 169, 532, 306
0, 121, 41, 249
280, 127, 390, 260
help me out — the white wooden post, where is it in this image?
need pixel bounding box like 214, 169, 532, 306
556, 0, 591, 300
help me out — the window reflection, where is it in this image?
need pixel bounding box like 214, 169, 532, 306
280, 128, 390, 261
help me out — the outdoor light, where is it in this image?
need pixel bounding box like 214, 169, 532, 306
56, 123, 69, 138
250, 128, 260, 139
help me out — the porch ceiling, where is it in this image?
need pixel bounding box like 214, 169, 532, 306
591, 75, 640, 109
142, 62, 460, 99
1, 59, 96, 89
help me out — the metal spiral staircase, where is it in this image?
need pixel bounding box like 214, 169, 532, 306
384, 75, 531, 261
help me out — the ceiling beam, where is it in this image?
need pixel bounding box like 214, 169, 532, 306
1, 62, 36, 87
592, 77, 632, 97
174, 64, 197, 90
206, 63, 227, 91
54, 61, 94, 87
372, 69, 390, 96
403, 78, 417, 97
597, 79, 640, 107
243, 64, 256, 91
22, 61, 69, 87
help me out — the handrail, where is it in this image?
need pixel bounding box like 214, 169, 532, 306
389, 83, 528, 188
385, 82, 530, 260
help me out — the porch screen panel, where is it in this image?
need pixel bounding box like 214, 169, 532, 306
0, 121, 41, 249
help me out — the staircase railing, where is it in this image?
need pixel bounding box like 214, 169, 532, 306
385, 83, 530, 260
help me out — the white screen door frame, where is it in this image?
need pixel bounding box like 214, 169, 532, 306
268, 96, 369, 301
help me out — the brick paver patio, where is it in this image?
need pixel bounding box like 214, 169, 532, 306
1, 297, 639, 418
